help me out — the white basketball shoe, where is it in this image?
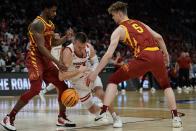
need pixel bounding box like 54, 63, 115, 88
172, 116, 182, 128
0, 115, 16, 131
113, 115, 123, 128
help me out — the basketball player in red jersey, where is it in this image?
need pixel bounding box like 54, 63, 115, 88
0, 0, 75, 130
87, 1, 182, 128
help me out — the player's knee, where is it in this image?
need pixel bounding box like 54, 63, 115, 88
94, 87, 104, 99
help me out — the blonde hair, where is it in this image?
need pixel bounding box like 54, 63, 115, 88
108, 1, 128, 14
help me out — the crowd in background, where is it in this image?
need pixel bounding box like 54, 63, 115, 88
0, 0, 196, 89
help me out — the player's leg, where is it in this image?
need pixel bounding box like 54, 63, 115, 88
185, 69, 191, 90
78, 91, 109, 124
93, 76, 122, 127
96, 58, 150, 122
151, 51, 182, 128
177, 69, 183, 92
179, 69, 184, 88
148, 72, 156, 93
139, 72, 148, 93
39, 83, 56, 102
120, 81, 126, 95
85, 94, 100, 114
1, 59, 43, 131
93, 86, 123, 128
43, 65, 76, 127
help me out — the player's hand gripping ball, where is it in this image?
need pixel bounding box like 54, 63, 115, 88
61, 88, 79, 107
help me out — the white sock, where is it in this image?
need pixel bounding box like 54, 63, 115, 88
44, 84, 55, 94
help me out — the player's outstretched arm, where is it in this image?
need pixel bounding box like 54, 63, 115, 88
86, 27, 123, 84
93, 27, 122, 76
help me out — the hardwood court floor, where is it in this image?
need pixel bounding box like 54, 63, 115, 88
0, 89, 196, 131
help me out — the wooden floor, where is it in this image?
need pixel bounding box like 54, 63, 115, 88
0, 89, 196, 131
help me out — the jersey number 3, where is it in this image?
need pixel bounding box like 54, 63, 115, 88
132, 23, 144, 33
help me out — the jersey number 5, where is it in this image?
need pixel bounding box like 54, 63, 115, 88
132, 23, 144, 33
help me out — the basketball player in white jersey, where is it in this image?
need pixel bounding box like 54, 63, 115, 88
58, 32, 122, 128
39, 28, 74, 101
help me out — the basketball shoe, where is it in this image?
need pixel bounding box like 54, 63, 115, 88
0, 115, 16, 131
56, 115, 76, 127
94, 112, 109, 123
172, 116, 182, 128
113, 115, 123, 128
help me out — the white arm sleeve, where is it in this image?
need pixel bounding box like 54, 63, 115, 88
90, 55, 99, 71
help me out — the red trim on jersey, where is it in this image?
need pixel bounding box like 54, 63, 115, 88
65, 47, 72, 53
80, 92, 91, 102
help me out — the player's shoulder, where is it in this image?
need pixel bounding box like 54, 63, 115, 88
66, 43, 74, 50
112, 25, 125, 36
30, 18, 45, 33
63, 44, 73, 54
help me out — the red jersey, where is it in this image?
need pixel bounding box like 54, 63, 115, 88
28, 16, 55, 62
120, 19, 158, 57
177, 56, 191, 69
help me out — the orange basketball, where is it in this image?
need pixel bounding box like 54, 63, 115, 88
61, 88, 79, 107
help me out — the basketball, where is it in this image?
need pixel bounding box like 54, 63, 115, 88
61, 88, 79, 107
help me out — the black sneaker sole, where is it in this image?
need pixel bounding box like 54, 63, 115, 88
56, 123, 76, 127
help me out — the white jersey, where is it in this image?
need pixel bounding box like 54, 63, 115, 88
66, 43, 91, 81
51, 45, 62, 60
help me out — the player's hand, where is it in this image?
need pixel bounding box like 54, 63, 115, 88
78, 65, 90, 73
65, 27, 74, 40
86, 71, 97, 86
